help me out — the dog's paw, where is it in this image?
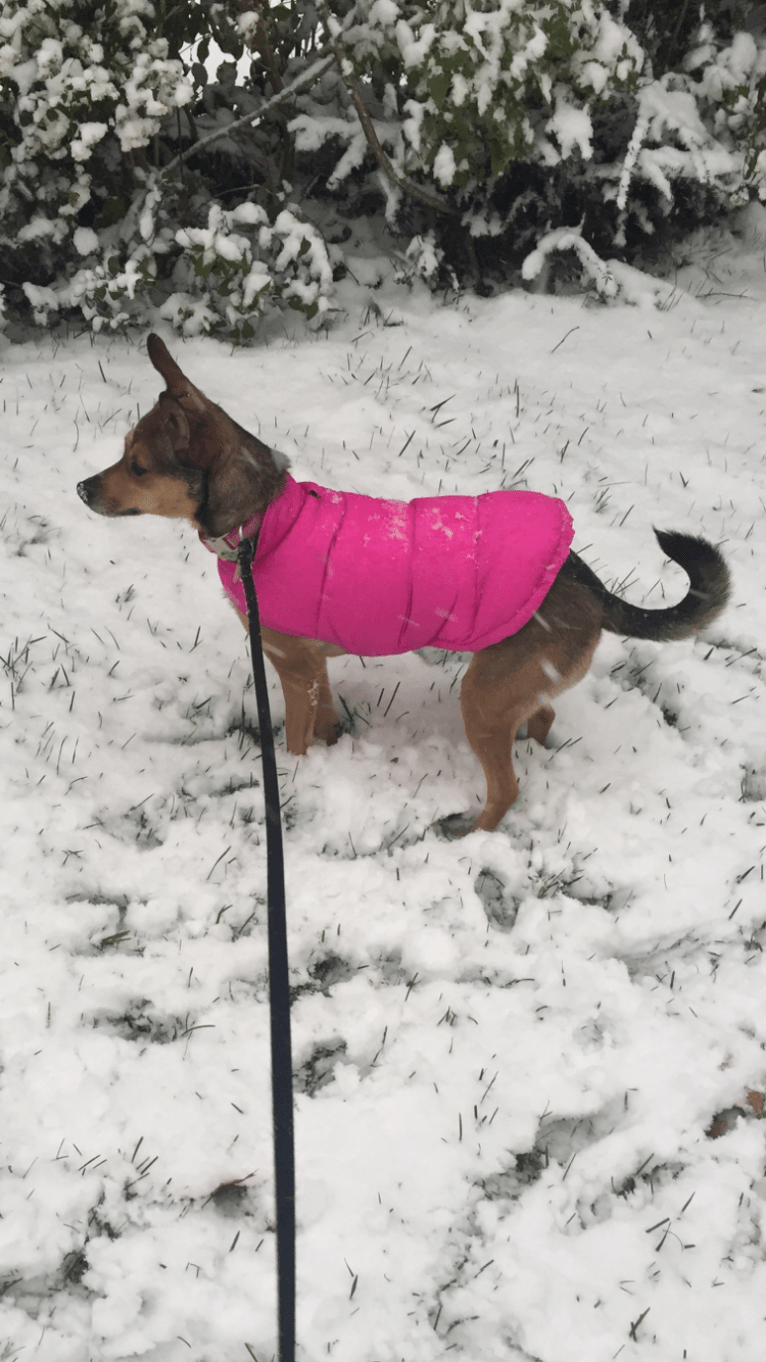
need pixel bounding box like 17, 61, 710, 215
431, 811, 477, 840
315, 721, 341, 746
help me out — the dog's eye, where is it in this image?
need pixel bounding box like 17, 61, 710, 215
131, 461, 148, 478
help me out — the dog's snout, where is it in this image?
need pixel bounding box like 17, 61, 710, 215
77, 478, 96, 506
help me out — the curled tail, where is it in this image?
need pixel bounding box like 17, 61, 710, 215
565, 530, 730, 642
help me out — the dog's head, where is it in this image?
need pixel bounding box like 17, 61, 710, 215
77, 335, 287, 538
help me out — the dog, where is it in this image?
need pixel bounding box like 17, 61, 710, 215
77, 335, 730, 835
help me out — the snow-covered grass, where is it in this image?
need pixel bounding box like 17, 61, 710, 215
2, 212, 766, 1362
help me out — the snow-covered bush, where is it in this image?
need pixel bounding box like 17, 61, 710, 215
314, 0, 766, 283
335, 0, 644, 182
605, 28, 766, 246
20, 190, 334, 340
1, 0, 765, 335
166, 201, 334, 341
0, 0, 333, 339
686, 27, 766, 185
0, 1, 193, 274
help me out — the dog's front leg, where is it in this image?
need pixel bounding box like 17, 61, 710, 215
254, 624, 340, 754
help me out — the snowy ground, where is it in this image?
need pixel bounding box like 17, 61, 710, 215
2, 210, 766, 1362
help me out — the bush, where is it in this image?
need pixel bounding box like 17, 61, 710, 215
315, 0, 766, 284
1, 0, 765, 339
0, 0, 334, 336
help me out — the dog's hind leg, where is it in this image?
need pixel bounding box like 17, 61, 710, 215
458, 665, 522, 833
457, 647, 551, 834
451, 573, 603, 835
525, 702, 555, 745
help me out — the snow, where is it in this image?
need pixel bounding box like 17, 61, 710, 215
73, 226, 100, 256
71, 121, 109, 163
2, 227, 766, 1361
432, 142, 457, 187
394, 18, 437, 69
547, 98, 593, 160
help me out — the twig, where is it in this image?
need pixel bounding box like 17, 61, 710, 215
318, 3, 459, 218
342, 73, 459, 217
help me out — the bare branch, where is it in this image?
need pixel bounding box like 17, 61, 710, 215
317, 4, 460, 219
343, 74, 460, 218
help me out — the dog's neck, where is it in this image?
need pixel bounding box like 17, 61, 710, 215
200, 510, 264, 561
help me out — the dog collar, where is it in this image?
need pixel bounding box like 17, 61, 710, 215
200, 511, 263, 562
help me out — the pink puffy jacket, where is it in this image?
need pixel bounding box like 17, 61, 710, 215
204, 474, 573, 655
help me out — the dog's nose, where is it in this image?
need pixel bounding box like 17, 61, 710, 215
77, 480, 93, 505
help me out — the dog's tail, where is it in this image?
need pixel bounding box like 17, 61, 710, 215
566, 530, 730, 642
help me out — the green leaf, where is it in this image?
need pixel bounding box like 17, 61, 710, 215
428, 71, 452, 107
99, 196, 126, 228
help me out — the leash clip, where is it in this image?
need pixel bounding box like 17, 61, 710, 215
201, 533, 240, 564
203, 519, 260, 583
233, 523, 258, 584
233, 520, 258, 585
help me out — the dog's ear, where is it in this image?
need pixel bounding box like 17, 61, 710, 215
147, 334, 206, 412
156, 393, 191, 451
145, 334, 288, 537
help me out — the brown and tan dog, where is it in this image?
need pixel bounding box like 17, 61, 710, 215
77, 336, 730, 835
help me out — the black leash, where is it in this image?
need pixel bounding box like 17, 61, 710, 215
236, 531, 295, 1362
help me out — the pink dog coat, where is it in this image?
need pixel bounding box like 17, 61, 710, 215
204, 474, 573, 655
